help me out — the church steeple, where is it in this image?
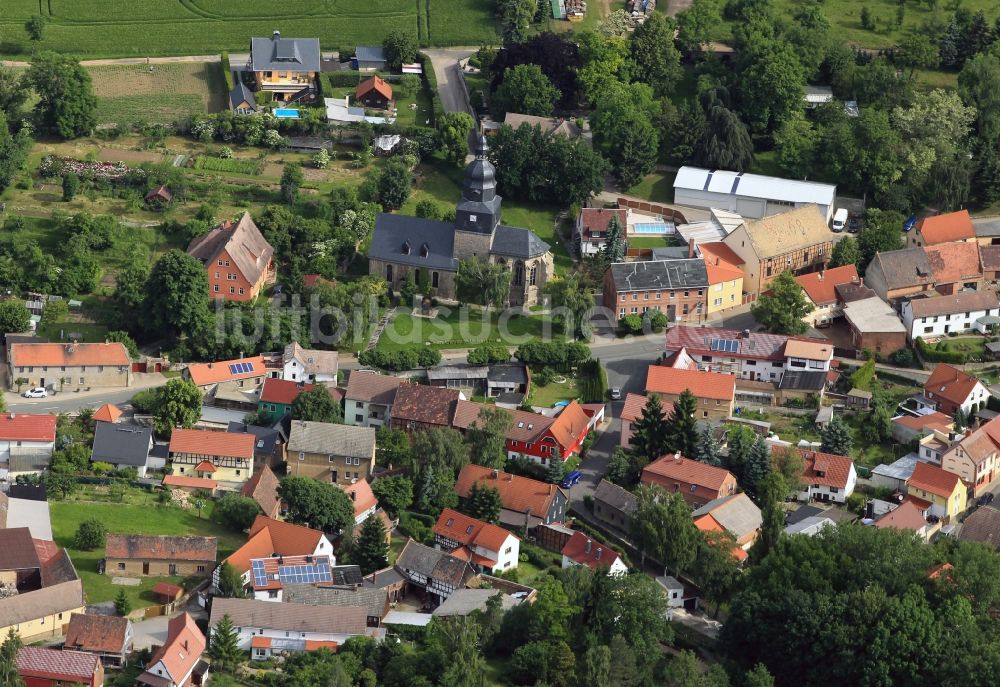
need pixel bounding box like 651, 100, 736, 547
455, 131, 502, 235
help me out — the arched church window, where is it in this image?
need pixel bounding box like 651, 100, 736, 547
529, 263, 538, 286
513, 261, 525, 286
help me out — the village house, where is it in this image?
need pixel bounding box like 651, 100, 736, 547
229, 422, 283, 469
248, 554, 348, 601
136, 613, 208, 687
0, 413, 57, 479
16, 647, 103, 687
389, 384, 463, 432
873, 500, 936, 542
901, 291, 1000, 340
281, 341, 338, 383
64, 614, 133, 668
908, 209, 975, 248
692, 493, 762, 550
603, 258, 709, 323
561, 531, 627, 576
395, 538, 475, 604
794, 264, 860, 328
702, 245, 745, 317
503, 113, 588, 142
248, 31, 321, 102
285, 420, 376, 485
0, 528, 85, 643
215, 516, 334, 590
342, 477, 379, 526
168, 428, 255, 487
645, 365, 735, 422
620, 393, 671, 447
90, 422, 158, 478
104, 534, 217, 578
486, 363, 529, 398
456, 465, 568, 529
941, 416, 1000, 498
283, 582, 389, 628
719, 204, 834, 298
864, 247, 937, 302
673, 167, 837, 222
890, 412, 954, 444
452, 400, 591, 465
258, 377, 314, 422
183, 355, 269, 394
786, 448, 857, 503
344, 371, 404, 428
353, 45, 387, 71
924, 241, 984, 295
433, 508, 520, 573
641, 454, 738, 508
8, 342, 131, 392
842, 296, 907, 357
240, 464, 282, 519
980, 245, 1000, 281
92, 403, 122, 424
923, 363, 991, 416
906, 461, 967, 523
356, 75, 393, 110
956, 505, 1000, 550
188, 212, 275, 302
576, 207, 626, 257
229, 81, 257, 115
592, 479, 638, 531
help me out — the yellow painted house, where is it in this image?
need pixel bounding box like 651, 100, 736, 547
168, 427, 255, 488
702, 243, 744, 316
906, 462, 967, 523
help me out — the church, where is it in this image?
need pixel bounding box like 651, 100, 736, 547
368, 134, 554, 306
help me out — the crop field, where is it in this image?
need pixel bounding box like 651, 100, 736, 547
89, 63, 227, 125
0, 0, 496, 57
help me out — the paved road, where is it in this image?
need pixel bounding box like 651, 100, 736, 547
422, 48, 476, 116
6, 374, 167, 414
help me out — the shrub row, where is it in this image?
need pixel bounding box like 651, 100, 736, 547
328, 71, 363, 87
416, 52, 444, 126
221, 52, 234, 91
515, 341, 591, 369
358, 346, 442, 371
915, 337, 968, 364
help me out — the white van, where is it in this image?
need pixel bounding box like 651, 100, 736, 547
831, 208, 848, 232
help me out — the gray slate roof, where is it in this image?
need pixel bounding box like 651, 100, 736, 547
91, 421, 153, 467
354, 46, 387, 64
250, 34, 321, 73
869, 248, 935, 290
487, 364, 526, 384
369, 215, 458, 271
211, 597, 368, 635
427, 365, 489, 382
229, 82, 257, 111
395, 539, 472, 587
609, 259, 709, 292
593, 479, 637, 515
282, 584, 388, 618
432, 589, 517, 617
287, 421, 375, 459
491, 225, 551, 259
692, 493, 762, 540
227, 422, 279, 457
973, 217, 1000, 238
363, 567, 405, 589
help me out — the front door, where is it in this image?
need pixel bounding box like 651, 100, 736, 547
332, 470, 338, 483
142, 561, 150, 575
168, 563, 177, 575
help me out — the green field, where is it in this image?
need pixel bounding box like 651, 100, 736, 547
0, 0, 496, 57
51, 499, 245, 608
377, 306, 553, 351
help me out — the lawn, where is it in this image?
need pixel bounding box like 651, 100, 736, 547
626, 171, 676, 204
89, 63, 228, 125
933, 336, 988, 358
627, 236, 671, 249
530, 375, 579, 407
377, 306, 553, 351
51, 499, 245, 608
0, 0, 493, 57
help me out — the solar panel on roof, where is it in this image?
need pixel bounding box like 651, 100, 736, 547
710, 339, 738, 353
251, 559, 268, 588
229, 363, 242, 375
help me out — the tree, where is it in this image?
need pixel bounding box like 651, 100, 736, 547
489, 30, 578, 109
820, 415, 853, 456
751, 472, 785, 561
467, 343, 512, 365
857, 208, 904, 272
456, 259, 513, 308
960, 53, 1000, 149
699, 98, 754, 171
608, 111, 659, 189
896, 33, 939, 80
0, 300, 30, 334
437, 112, 475, 166
724, 424, 756, 477
774, 112, 817, 179
499, 0, 538, 44
208, 614, 243, 671
73, 518, 107, 550
629, 395, 671, 464
545, 272, 593, 338
145, 250, 211, 340
597, 213, 626, 267
742, 435, 771, 497
606, 447, 631, 485
635, 486, 699, 577
676, 0, 722, 54
737, 40, 805, 134
745, 664, 775, 687
751, 270, 810, 334
372, 159, 412, 210
692, 425, 721, 466
465, 481, 502, 523
492, 64, 559, 117
114, 588, 131, 616
24, 52, 97, 139
279, 476, 355, 533
579, 644, 611, 687
215, 493, 261, 532
281, 164, 303, 205
829, 236, 860, 269
382, 29, 418, 71
153, 378, 202, 436
216, 561, 247, 598
25, 15, 46, 41
353, 515, 389, 574
39, 299, 68, 331
629, 13, 682, 95
371, 476, 413, 515
664, 389, 699, 457
465, 406, 512, 469
292, 387, 343, 424
62, 173, 79, 202
953, 407, 968, 432
376, 426, 411, 467
0, 628, 24, 687
0, 66, 28, 121
693, 530, 740, 617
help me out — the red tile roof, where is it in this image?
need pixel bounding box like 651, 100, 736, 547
225, 516, 327, 574
251, 636, 271, 649
642, 454, 735, 492
924, 364, 983, 409
9, 342, 130, 368
194, 461, 217, 473
342, 479, 378, 518
916, 209, 975, 245
893, 411, 953, 432
65, 613, 130, 654
345, 371, 404, 404
924, 241, 982, 284
152, 582, 184, 600
433, 508, 517, 554
303, 640, 340, 651
548, 401, 590, 454
185, 355, 267, 387
704, 254, 744, 284
260, 377, 315, 405
240, 465, 281, 518
169, 428, 255, 460
147, 613, 205, 684
621, 393, 672, 424
92, 403, 123, 423
357, 75, 393, 101
17, 647, 98, 683
391, 385, 460, 426
874, 500, 927, 531
645, 365, 735, 401
456, 465, 565, 518
700, 241, 745, 267
793, 448, 855, 490
794, 265, 859, 306
560, 530, 624, 571
162, 474, 218, 490
105, 534, 217, 562
665, 325, 825, 363
452, 401, 552, 444
578, 208, 626, 238
908, 461, 962, 498
0, 413, 57, 442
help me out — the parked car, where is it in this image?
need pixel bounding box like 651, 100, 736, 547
610, 388, 622, 400
561, 470, 582, 489
22, 387, 47, 398
847, 217, 861, 233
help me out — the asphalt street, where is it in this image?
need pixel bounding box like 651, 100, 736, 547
7, 387, 142, 415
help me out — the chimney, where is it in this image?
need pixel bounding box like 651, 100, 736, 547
349, 490, 356, 502
239, 351, 244, 360
181, 640, 189, 652
208, 362, 213, 369
741, 329, 751, 339
491, 469, 499, 480
688, 238, 695, 259
585, 538, 592, 554
818, 270, 824, 281
272, 30, 281, 41
596, 547, 603, 560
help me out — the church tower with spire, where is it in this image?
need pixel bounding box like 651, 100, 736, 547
453, 132, 501, 261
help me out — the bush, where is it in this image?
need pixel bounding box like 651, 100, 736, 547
74, 518, 107, 550
619, 314, 643, 335
328, 71, 362, 87
889, 347, 914, 367
358, 346, 441, 371
915, 337, 967, 364
468, 343, 512, 365
130, 388, 160, 413
221, 52, 234, 90
398, 511, 433, 543
534, 366, 555, 386
515, 341, 591, 369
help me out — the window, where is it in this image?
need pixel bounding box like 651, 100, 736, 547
714, 298, 722, 306
230, 287, 235, 294
215, 272, 220, 278
703, 411, 709, 418
432, 271, 439, 288
79, 377, 85, 384
298, 452, 305, 460
197, 565, 206, 573
505, 547, 512, 554
214, 285, 220, 293
632, 292, 638, 300
631, 307, 638, 314
118, 562, 125, 571
218, 260, 224, 266
224, 260, 230, 266
239, 288, 245, 295
529, 265, 537, 286
644, 292, 649, 300
355, 414, 364, 423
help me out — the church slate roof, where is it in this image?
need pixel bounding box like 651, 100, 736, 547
491, 226, 550, 259
368, 215, 459, 271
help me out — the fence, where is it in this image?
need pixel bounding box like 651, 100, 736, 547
616, 198, 688, 225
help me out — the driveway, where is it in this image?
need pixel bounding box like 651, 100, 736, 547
5, 373, 167, 414
422, 48, 476, 116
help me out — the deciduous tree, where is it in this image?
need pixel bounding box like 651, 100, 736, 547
144, 249, 211, 341
278, 475, 355, 533
0, 300, 30, 334
25, 52, 97, 139
545, 272, 593, 339
382, 30, 418, 71
456, 259, 513, 308
829, 236, 860, 269
292, 387, 343, 424
465, 406, 513, 469
629, 13, 682, 95
371, 475, 413, 515
492, 64, 560, 117
437, 112, 475, 166
153, 378, 202, 436
73, 518, 107, 550
217, 561, 247, 598
215, 493, 261, 532
750, 270, 810, 334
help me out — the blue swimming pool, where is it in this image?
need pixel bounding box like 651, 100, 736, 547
632, 222, 671, 234
274, 108, 300, 119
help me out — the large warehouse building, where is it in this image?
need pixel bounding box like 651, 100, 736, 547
673, 167, 837, 224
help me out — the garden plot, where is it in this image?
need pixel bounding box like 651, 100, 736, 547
88, 63, 228, 125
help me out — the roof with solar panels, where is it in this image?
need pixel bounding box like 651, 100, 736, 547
184, 354, 269, 387
251, 554, 336, 591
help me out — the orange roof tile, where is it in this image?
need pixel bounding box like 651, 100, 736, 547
341, 479, 378, 518
791, 448, 854, 490
64, 613, 130, 654
917, 210, 974, 245
0, 413, 57, 442
548, 401, 590, 453
357, 75, 392, 100
704, 255, 744, 284
148, 613, 205, 684
194, 461, 217, 473
641, 454, 735, 492
924, 364, 983, 408
621, 393, 672, 424
645, 365, 735, 401
924, 242, 982, 284
874, 500, 927, 531
225, 516, 327, 574
907, 461, 962, 498
92, 403, 123, 423
783, 339, 834, 361
162, 474, 218, 490
105, 534, 217, 562
433, 508, 516, 554
700, 241, 744, 267
9, 342, 130, 367
893, 412, 953, 432
169, 428, 255, 460
455, 465, 564, 518
560, 530, 624, 570
794, 265, 859, 306
185, 355, 267, 387
304, 640, 339, 651
260, 378, 315, 405
251, 636, 271, 649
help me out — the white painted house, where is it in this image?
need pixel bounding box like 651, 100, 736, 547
343, 371, 403, 428
432, 508, 520, 574
673, 166, 837, 223
794, 449, 857, 504
282, 342, 338, 383
901, 291, 1000, 340
560, 531, 628, 576
0, 413, 57, 478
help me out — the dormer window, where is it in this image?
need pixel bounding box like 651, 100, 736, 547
420, 243, 429, 258
469, 215, 477, 222
402, 240, 411, 255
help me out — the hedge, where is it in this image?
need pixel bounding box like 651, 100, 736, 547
577, 358, 608, 402
328, 71, 363, 88
915, 336, 968, 364
358, 346, 442, 371
221, 52, 234, 91
416, 52, 444, 126
515, 341, 591, 370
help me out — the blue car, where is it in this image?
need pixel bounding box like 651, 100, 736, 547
561, 470, 582, 489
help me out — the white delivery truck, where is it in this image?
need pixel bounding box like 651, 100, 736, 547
831, 208, 848, 232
